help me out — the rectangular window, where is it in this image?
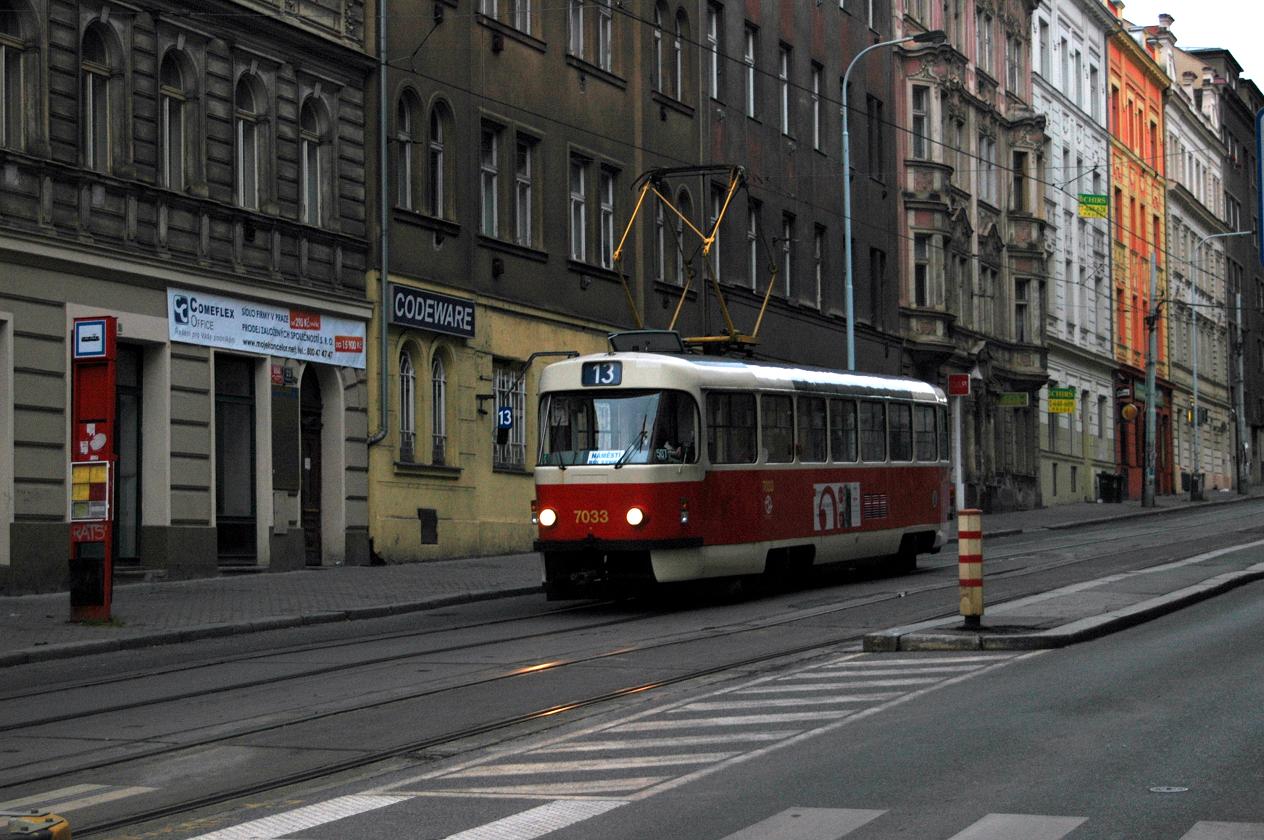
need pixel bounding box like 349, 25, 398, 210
744, 25, 757, 118
0, 41, 21, 149
859, 400, 886, 461
1015, 277, 1029, 342
914, 233, 930, 307
829, 399, 858, 462
480, 125, 499, 237
706, 392, 756, 464
1011, 150, 1027, 212
568, 0, 584, 56
1037, 19, 1050, 78
811, 63, 822, 149
514, 137, 534, 247
812, 225, 824, 310
1089, 66, 1101, 120
888, 403, 913, 462
798, 396, 827, 462
569, 156, 587, 261
778, 45, 791, 135
599, 168, 615, 269
761, 394, 795, 463
493, 361, 526, 469
781, 214, 794, 297
1073, 49, 1083, 107
976, 11, 993, 73
746, 201, 760, 290
655, 202, 667, 283
912, 85, 929, 159
978, 134, 996, 204
707, 4, 722, 99
597, 0, 613, 70
866, 95, 884, 180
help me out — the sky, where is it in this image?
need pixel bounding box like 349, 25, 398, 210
1119, 0, 1264, 80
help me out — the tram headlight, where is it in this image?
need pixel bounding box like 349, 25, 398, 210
538, 508, 558, 528
626, 506, 646, 527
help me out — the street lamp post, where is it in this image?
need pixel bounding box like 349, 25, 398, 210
841, 29, 945, 371
1189, 229, 1250, 501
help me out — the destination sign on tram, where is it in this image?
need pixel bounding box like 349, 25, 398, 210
581, 361, 622, 386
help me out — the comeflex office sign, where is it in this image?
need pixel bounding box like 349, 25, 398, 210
388, 283, 476, 339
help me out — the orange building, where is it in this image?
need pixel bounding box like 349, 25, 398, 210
1106, 4, 1172, 497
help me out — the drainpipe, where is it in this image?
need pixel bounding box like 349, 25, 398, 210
368, 0, 390, 447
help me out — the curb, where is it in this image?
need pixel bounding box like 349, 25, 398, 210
864, 564, 1264, 652
0, 584, 542, 668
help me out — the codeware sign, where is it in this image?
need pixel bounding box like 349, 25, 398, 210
168, 288, 366, 369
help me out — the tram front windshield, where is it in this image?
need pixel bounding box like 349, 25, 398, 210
539, 389, 700, 466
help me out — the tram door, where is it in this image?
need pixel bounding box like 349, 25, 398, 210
300, 367, 322, 566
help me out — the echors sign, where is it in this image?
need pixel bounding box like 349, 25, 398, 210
388, 284, 476, 339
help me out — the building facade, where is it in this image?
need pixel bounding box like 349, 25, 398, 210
1159, 36, 1234, 494
0, 0, 374, 592
1190, 47, 1264, 492
368, 0, 907, 563
1031, 0, 1116, 505
892, 0, 1050, 512
1105, 5, 1172, 499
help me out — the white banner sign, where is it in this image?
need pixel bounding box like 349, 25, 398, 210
167, 288, 366, 369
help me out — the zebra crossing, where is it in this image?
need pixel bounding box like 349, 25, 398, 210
392, 652, 1025, 800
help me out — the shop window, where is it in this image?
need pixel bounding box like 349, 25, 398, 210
215, 355, 257, 563
114, 345, 143, 563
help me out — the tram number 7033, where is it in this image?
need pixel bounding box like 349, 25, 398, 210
574, 509, 610, 524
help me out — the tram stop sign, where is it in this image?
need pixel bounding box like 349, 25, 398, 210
948, 374, 970, 397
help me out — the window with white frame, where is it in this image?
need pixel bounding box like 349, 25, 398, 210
812, 225, 824, 309
914, 233, 930, 306
397, 91, 422, 209
811, 63, 822, 150
653, 4, 664, 91
978, 133, 996, 204
706, 3, 721, 99
493, 361, 526, 469
709, 184, 724, 283
778, 44, 791, 135
428, 103, 451, 218
975, 11, 993, 73
81, 26, 112, 172
480, 123, 499, 237
673, 10, 686, 100
399, 350, 416, 461
747, 200, 759, 290
1015, 277, 1030, 342
569, 155, 588, 261
597, 0, 612, 70
675, 189, 692, 285
655, 201, 667, 283
569, 0, 584, 56
511, 0, 531, 33
299, 99, 326, 226
911, 85, 929, 159
431, 355, 447, 465
235, 75, 262, 210
1006, 34, 1023, 91
0, 3, 24, 151
515, 135, 534, 247
159, 52, 188, 192
743, 24, 757, 117
599, 168, 616, 269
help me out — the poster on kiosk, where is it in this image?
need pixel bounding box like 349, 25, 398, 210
69, 316, 117, 621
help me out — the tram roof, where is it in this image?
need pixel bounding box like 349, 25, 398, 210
542, 351, 945, 402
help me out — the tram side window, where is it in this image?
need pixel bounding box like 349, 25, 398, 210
889, 403, 913, 461
798, 396, 827, 462
859, 400, 886, 461
914, 404, 937, 460
830, 398, 858, 462
938, 406, 950, 461
761, 394, 795, 462
706, 392, 757, 463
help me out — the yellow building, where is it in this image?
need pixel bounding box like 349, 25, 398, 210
365, 276, 609, 563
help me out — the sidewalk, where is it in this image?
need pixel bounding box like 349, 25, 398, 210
3, 491, 1263, 667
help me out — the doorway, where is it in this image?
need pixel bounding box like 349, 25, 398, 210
114, 344, 143, 565
300, 366, 322, 566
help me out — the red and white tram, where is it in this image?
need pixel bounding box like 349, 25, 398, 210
532, 332, 951, 599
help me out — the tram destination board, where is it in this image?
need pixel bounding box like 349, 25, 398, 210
581, 361, 622, 386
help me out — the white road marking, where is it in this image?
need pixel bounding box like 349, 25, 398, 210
676, 695, 902, 711
437, 778, 663, 796
774, 675, 945, 687
27, 786, 156, 814
441, 800, 625, 840
739, 683, 910, 694
1178, 823, 1264, 840
616, 710, 853, 730
819, 655, 1012, 667
445, 753, 733, 777
945, 813, 1087, 840
533, 733, 791, 752
184, 794, 410, 840
0, 784, 106, 811
717, 807, 887, 840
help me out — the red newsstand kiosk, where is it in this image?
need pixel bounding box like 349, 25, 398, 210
68, 316, 117, 622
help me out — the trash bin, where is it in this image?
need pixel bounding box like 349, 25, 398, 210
1189, 472, 1204, 501
1098, 471, 1123, 503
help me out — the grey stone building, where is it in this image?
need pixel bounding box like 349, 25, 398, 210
367, 0, 908, 563
0, 0, 374, 592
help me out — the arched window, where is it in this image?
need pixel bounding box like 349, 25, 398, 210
396, 90, 422, 210
431, 354, 447, 465
673, 9, 687, 100
0, 1, 25, 150
235, 75, 262, 210
428, 101, 454, 219
652, 3, 665, 92
299, 98, 324, 225
159, 52, 187, 191
81, 26, 111, 172
399, 349, 416, 461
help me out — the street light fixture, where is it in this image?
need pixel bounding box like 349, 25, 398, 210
841, 29, 946, 371
1189, 229, 1251, 500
